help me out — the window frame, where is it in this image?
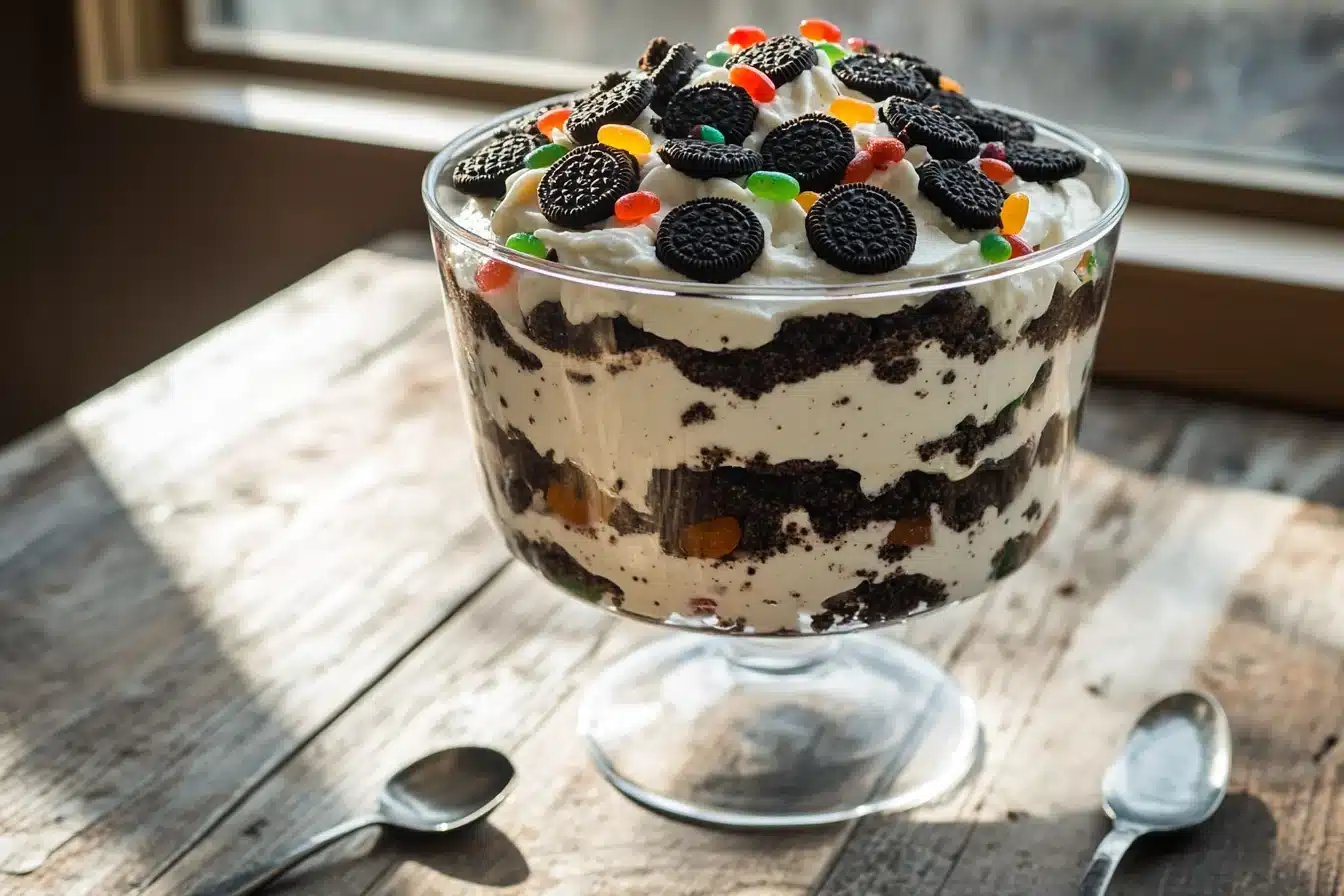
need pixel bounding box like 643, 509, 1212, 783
73, 0, 1344, 410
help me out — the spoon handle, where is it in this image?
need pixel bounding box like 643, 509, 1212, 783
194, 815, 385, 896
1078, 825, 1142, 896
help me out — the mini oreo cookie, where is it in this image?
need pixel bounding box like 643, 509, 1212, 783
880, 98, 980, 161
591, 69, 634, 92
1002, 141, 1086, 183
805, 184, 917, 274
648, 42, 700, 113
921, 88, 977, 116
917, 160, 1008, 229
655, 198, 764, 283
658, 139, 762, 179
538, 143, 640, 228
759, 113, 856, 192
660, 82, 758, 145
956, 105, 1037, 143
831, 54, 930, 102
567, 75, 655, 144
451, 132, 546, 198
891, 51, 941, 86
727, 35, 818, 87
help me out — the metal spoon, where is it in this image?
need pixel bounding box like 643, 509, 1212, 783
201, 746, 516, 896
1079, 691, 1231, 895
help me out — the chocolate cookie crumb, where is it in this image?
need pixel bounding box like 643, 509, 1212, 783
566, 370, 596, 385
459, 293, 542, 371
510, 535, 624, 606
811, 572, 947, 631
879, 543, 912, 563
681, 401, 716, 425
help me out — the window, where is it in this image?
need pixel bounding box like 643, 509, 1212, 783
73, 0, 1344, 410
188, 0, 1343, 175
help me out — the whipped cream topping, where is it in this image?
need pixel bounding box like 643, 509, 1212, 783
441, 46, 1103, 351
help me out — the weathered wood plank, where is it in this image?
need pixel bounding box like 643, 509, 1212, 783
0, 248, 438, 572
1108, 503, 1344, 895
143, 452, 1151, 896
0, 251, 515, 894
819, 411, 1344, 896
6, 233, 1344, 896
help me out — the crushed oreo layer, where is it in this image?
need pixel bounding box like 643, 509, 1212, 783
509, 534, 625, 606
520, 288, 1006, 399
1022, 280, 1107, 348
918, 360, 1052, 466
809, 572, 947, 631
477, 412, 1068, 563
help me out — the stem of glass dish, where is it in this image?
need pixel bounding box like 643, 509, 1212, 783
719, 637, 842, 674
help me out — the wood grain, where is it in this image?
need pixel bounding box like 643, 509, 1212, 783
4, 239, 1344, 895
0, 247, 512, 894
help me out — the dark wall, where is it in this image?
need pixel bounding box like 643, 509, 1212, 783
0, 3, 430, 445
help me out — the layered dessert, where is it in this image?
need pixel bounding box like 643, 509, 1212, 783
430, 21, 1118, 634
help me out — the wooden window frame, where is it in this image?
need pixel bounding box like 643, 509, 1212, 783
74, 0, 1344, 411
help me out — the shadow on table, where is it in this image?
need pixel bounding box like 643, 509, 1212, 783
0, 432, 489, 894
253, 822, 528, 894
823, 791, 1308, 895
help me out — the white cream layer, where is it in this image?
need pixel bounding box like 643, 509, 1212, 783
472, 311, 1101, 508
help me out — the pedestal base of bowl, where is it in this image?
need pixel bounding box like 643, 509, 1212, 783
578, 633, 981, 828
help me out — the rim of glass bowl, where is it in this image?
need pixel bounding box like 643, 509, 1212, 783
422, 93, 1129, 302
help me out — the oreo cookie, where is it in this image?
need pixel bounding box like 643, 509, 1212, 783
922, 88, 977, 117
591, 69, 634, 92
567, 75, 655, 144
956, 105, 1037, 143
831, 54, 931, 102
917, 160, 1008, 229
727, 35, 818, 87
660, 82, 758, 145
649, 42, 700, 113
658, 139, 762, 179
538, 143, 640, 228
451, 132, 546, 198
805, 184, 917, 275
1002, 141, 1086, 183
891, 51, 941, 86
655, 198, 764, 283
759, 113, 856, 192
880, 98, 980, 161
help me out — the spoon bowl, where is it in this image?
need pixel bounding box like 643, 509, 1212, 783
1101, 691, 1231, 832
380, 745, 518, 832
1079, 691, 1232, 896
199, 745, 516, 896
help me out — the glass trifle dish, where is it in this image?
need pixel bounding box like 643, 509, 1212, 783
423, 21, 1126, 827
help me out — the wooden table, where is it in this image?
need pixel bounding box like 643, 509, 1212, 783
2, 235, 1342, 896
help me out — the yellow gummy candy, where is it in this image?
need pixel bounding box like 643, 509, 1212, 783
1000, 192, 1029, 235
597, 124, 652, 155
828, 96, 877, 127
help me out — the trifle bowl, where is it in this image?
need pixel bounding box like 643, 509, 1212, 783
423, 22, 1126, 827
